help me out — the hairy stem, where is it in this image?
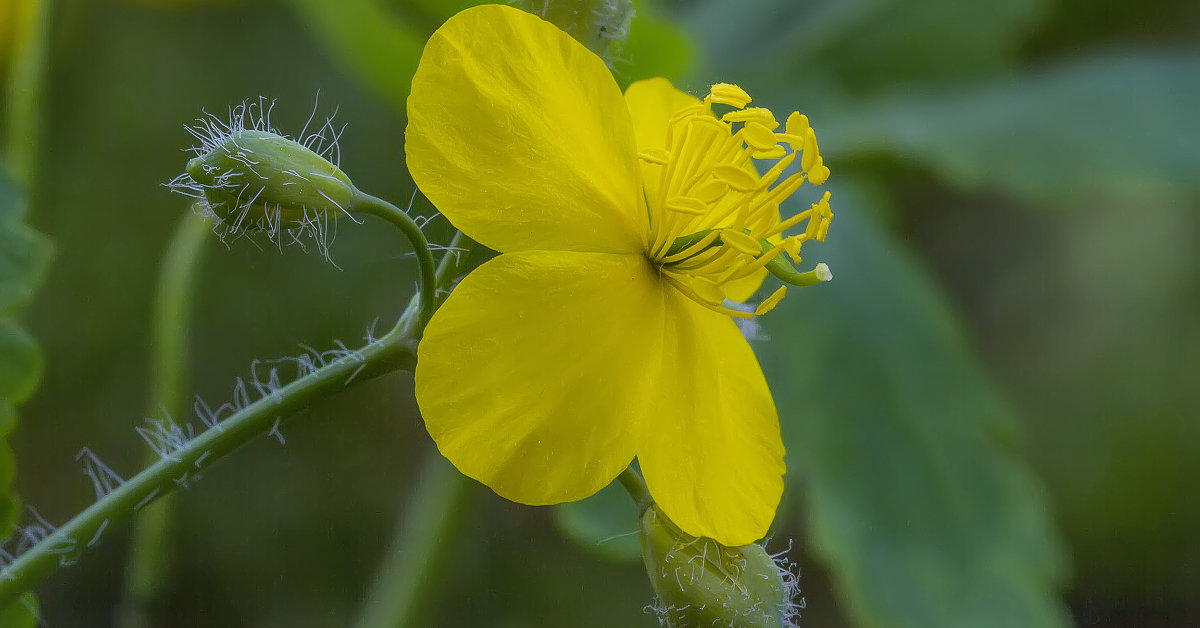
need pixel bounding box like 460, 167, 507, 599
352, 451, 474, 628
0, 200, 469, 608
116, 211, 210, 628
0, 331, 414, 608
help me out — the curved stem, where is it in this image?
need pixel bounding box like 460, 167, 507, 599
116, 211, 209, 628
352, 451, 473, 628
352, 192, 439, 334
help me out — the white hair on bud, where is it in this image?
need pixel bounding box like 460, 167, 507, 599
766, 537, 805, 627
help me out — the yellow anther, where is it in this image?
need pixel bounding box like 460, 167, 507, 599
720, 229, 762, 256
713, 164, 758, 192
786, 112, 810, 137
805, 192, 833, 241
638, 149, 671, 165
777, 133, 806, 150
759, 153, 797, 188
741, 122, 779, 151
751, 145, 787, 160
783, 236, 802, 263
665, 196, 708, 215
691, 276, 728, 304
801, 128, 821, 172
754, 286, 787, 316
693, 180, 728, 204
808, 161, 830, 185
721, 107, 778, 128
707, 83, 752, 108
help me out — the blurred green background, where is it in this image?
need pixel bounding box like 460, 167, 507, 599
2, 0, 1198, 625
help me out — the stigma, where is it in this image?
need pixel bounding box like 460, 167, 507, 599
641, 84, 833, 319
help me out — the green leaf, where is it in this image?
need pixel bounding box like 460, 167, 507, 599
0, 177, 49, 316
284, 0, 426, 113
824, 53, 1200, 203
758, 180, 1069, 627
685, 0, 1045, 96
553, 479, 642, 563
613, 0, 693, 88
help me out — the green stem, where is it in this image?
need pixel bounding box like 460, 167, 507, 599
352, 191, 439, 333
618, 465, 651, 513
352, 451, 473, 628
116, 211, 210, 628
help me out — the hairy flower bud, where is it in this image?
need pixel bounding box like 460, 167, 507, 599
640, 505, 799, 627
168, 99, 359, 246
184, 129, 357, 225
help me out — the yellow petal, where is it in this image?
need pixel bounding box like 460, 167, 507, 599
623, 77, 701, 209
723, 266, 769, 302
407, 5, 644, 254
638, 288, 784, 546
415, 250, 665, 504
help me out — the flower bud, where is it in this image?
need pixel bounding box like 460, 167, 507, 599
183, 129, 357, 226
169, 101, 360, 239
640, 505, 798, 627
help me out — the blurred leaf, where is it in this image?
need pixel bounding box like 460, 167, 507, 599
824, 53, 1200, 204
759, 179, 1069, 627
685, 0, 1045, 97
0, 593, 38, 628
0, 177, 49, 316
0, 171, 47, 613
284, 0, 426, 114
554, 479, 642, 563
613, 0, 692, 88
0, 321, 38, 406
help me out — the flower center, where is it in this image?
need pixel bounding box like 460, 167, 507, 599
639, 84, 833, 319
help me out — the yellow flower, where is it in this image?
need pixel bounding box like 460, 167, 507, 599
408, 4, 831, 545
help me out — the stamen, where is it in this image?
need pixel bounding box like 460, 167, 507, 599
666, 196, 707, 215
721, 107, 778, 128
643, 84, 832, 318
755, 286, 787, 316
741, 122, 779, 151
663, 230, 721, 264
719, 229, 761, 256
706, 83, 751, 108
662, 273, 755, 319
713, 164, 758, 192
